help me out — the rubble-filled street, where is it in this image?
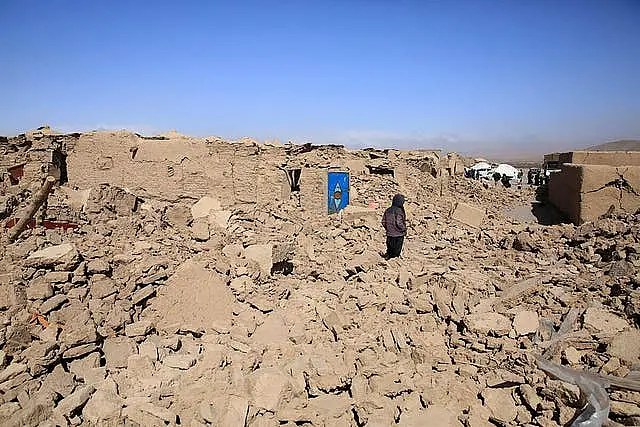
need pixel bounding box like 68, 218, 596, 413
1, 129, 639, 426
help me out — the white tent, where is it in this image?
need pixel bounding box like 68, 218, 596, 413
470, 162, 492, 170
491, 163, 519, 178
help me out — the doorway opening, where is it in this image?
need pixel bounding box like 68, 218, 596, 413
285, 169, 301, 192
366, 165, 395, 178
51, 150, 68, 185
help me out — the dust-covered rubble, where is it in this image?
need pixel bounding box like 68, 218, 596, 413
1, 130, 640, 426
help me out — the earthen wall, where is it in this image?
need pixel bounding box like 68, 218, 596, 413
549, 163, 640, 224
545, 151, 640, 167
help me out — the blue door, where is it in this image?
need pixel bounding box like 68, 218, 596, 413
328, 172, 349, 213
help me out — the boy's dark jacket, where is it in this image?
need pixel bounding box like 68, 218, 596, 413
382, 194, 407, 237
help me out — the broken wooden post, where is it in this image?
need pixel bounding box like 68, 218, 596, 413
7, 176, 57, 243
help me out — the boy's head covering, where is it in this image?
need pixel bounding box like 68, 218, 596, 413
392, 194, 405, 207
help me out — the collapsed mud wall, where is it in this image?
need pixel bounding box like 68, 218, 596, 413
64, 131, 440, 214
1, 130, 77, 190
558, 151, 640, 166
549, 163, 640, 224
67, 132, 216, 202
2, 129, 441, 230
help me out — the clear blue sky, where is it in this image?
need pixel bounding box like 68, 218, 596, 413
1, 0, 639, 157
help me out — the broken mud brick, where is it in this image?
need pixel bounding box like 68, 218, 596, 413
1, 129, 639, 426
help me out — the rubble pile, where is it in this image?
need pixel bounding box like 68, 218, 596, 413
1, 130, 639, 427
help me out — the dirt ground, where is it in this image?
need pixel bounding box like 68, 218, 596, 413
1, 130, 639, 426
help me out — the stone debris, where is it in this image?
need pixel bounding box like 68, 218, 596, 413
609, 330, 640, 365
26, 279, 53, 300
54, 385, 95, 417
0, 363, 27, 383
125, 320, 154, 337
24, 243, 80, 270
465, 312, 511, 336
162, 354, 196, 370
450, 201, 485, 228
38, 294, 68, 314
482, 388, 518, 423
583, 307, 629, 333
513, 310, 539, 336
81, 389, 124, 424
1, 129, 640, 426
191, 196, 222, 219
223, 396, 249, 426
191, 218, 210, 241
102, 337, 137, 368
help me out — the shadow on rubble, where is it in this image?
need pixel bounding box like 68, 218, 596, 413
531, 183, 568, 225
505, 185, 569, 226
530, 201, 567, 226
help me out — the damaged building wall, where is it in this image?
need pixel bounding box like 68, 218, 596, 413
299, 167, 327, 214
66, 131, 213, 202
1, 131, 77, 189
445, 152, 465, 176
35, 130, 440, 217
66, 132, 287, 207
12, 130, 640, 425
5, 141, 640, 426
545, 151, 640, 167
549, 163, 640, 224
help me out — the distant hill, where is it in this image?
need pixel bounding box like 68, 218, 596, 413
587, 139, 640, 151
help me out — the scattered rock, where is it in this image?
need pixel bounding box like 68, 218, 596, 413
26, 279, 54, 300
89, 274, 117, 299
54, 385, 95, 417
249, 368, 291, 412
163, 354, 196, 370
400, 405, 458, 426
0, 363, 27, 383
165, 204, 191, 227
43, 271, 70, 283
245, 244, 273, 276
2, 133, 640, 426
25, 243, 80, 270
40, 364, 75, 397
513, 310, 539, 336
209, 210, 231, 229
451, 202, 485, 228
519, 384, 542, 412
563, 346, 582, 365
125, 320, 154, 337
513, 231, 537, 252
103, 337, 137, 369
191, 196, 222, 219
82, 389, 124, 424
131, 285, 156, 305
583, 307, 629, 334
39, 294, 68, 314
147, 259, 237, 331
482, 388, 517, 423
135, 402, 177, 424
198, 402, 217, 424
191, 218, 210, 241
221, 395, 249, 426
609, 330, 640, 365
465, 312, 511, 336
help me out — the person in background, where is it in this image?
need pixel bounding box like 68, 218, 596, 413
492, 172, 501, 185
382, 194, 407, 259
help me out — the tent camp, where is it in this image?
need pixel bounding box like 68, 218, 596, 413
491, 163, 519, 178
470, 162, 492, 171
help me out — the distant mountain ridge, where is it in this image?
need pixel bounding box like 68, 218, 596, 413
587, 139, 640, 151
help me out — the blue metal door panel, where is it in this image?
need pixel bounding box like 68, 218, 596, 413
328, 172, 349, 213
